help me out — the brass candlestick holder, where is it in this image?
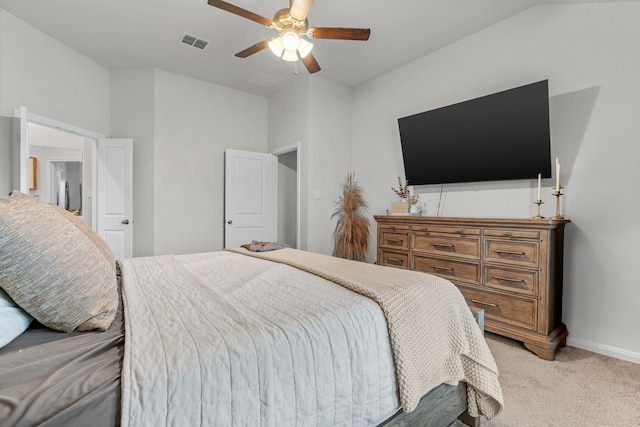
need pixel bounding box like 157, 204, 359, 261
533, 200, 545, 219
550, 186, 564, 219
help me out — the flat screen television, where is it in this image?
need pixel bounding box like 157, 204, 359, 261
397, 80, 551, 185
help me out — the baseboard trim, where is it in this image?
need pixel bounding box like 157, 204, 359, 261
567, 336, 640, 364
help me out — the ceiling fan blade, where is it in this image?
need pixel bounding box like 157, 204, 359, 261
234, 40, 270, 58
208, 0, 273, 27
289, 0, 314, 21
301, 52, 321, 74
307, 27, 370, 41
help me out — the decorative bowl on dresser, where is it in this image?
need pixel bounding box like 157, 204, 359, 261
375, 215, 570, 361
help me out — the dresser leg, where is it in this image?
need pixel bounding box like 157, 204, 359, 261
524, 342, 556, 361
558, 334, 568, 348
522, 324, 568, 361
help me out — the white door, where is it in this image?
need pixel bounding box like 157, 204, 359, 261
97, 139, 133, 259
224, 149, 277, 248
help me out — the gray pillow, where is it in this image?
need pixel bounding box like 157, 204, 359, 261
0, 192, 118, 332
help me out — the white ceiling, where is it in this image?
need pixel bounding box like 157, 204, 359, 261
0, 0, 632, 97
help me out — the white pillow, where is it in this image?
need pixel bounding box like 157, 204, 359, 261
0, 288, 32, 348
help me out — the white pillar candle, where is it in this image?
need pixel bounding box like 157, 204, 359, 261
537, 173, 541, 200
555, 158, 560, 190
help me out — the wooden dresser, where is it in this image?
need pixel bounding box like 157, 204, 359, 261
375, 215, 570, 360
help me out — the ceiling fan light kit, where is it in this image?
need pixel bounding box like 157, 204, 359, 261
268, 38, 284, 57
282, 31, 300, 50
207, 0, 370, 73
296, 38, 313, 59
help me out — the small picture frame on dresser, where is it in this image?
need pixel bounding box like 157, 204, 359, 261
390, 201, 409, 214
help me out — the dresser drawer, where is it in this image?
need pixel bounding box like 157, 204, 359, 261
379, 251, 409, 269
413, 233, 481, 259
484, 229, 540, 239
413, 255, 479, 285
484, 239, 539, 268
458, 286, 537, 331
379, 223, 410, 232
411, 224, 481, 236
380, 231, 410, 250
484, 265, 538, 296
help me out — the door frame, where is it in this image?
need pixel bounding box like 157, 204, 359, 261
271, 142, 301, 250
14, 108, 104, 229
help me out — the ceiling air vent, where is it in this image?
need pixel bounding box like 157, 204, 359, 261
181, 33, 208, 50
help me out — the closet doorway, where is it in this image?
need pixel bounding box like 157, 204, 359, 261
272, 142, 300, 249
224, 143, 300, 250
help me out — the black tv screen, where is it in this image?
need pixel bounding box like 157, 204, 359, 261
398, 80, 551, 185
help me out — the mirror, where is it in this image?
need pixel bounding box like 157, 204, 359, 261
51, 160, 83, 214
27, 123, 93, 227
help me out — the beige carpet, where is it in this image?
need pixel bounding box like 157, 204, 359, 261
452, 333, 640, 427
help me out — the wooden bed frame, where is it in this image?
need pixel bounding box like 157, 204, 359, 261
379, 307, 485, 427
380, 382, 479, 427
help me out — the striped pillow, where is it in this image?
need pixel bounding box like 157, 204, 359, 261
0, 192, 118, 332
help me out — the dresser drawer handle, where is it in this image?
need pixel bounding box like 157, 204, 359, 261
471, 299, 498, 308
433, 243, 454, 250
495, 249, 525, 256
494, 276, 525, 283
387, 238, 404, 246
503, 232, 513, 237
433, 265, 454, 273
386, 257, 404, 265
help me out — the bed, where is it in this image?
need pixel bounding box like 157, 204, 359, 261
0, 192, 503, 426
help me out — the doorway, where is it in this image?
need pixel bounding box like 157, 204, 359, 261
272, 142, 300, 249
223, 144, 300, 250
26, 121, 95, 227
14, 108, 133, 258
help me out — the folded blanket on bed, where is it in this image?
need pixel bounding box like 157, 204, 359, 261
228, 247, 504, 419
240, 240, 289, 252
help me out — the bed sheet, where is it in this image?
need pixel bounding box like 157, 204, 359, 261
0, 288, 124, 427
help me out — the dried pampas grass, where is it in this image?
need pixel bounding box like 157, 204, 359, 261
331, 172, 370, 262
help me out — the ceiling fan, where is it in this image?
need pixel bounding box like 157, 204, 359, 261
207, 0, 370, 73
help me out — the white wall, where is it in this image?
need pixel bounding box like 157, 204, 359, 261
110, 68, 156, 256
269, 76, 310, 249
0, 10, 110, 135
307, 77, 352, 255
153, 69, 268, 255
0, 12, 7, 196
351, 3, 640, 362
268, 75, 352, 255
0, 9, 110, 197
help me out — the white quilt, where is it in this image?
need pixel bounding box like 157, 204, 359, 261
119, 252, 401, 427
228, 248, 503, 418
